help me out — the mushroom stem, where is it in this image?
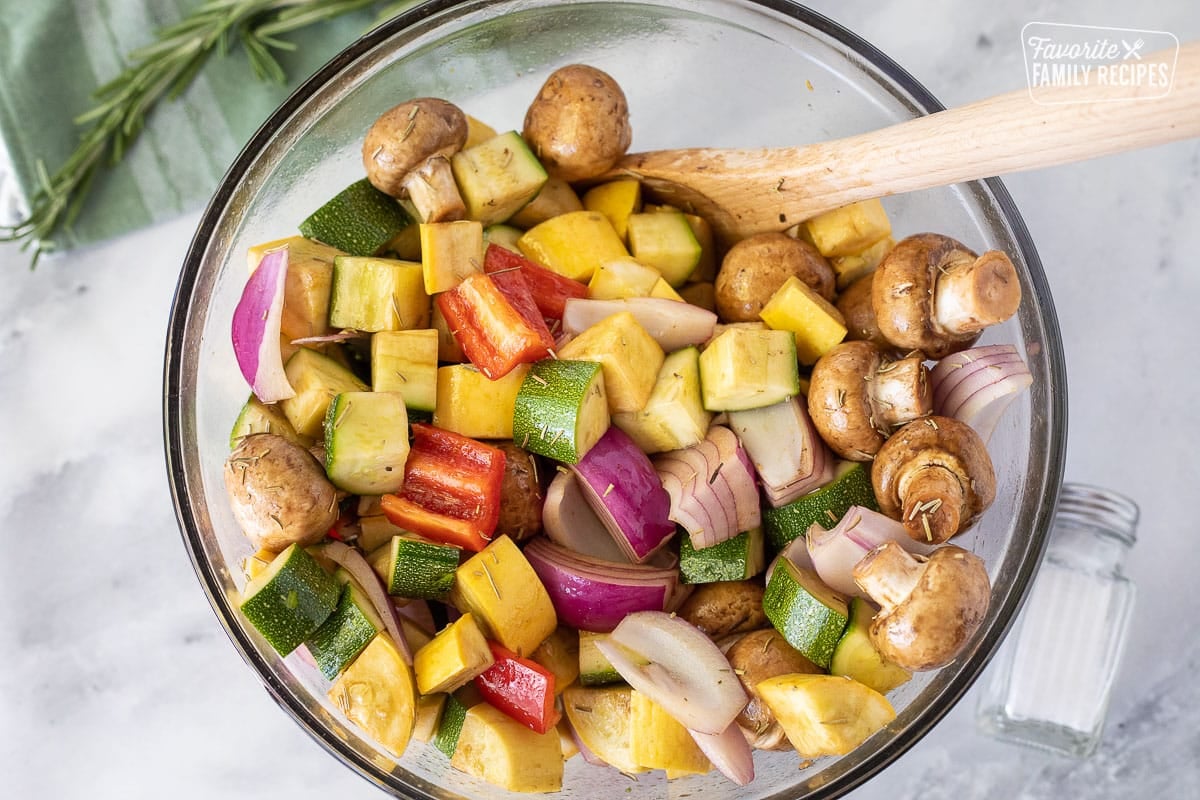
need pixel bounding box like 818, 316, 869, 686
869, 355, 928, 429
896, 463, 965, 544
852, 542, 925, 611
402, 155, 466, 223
933, 250, 1021, 335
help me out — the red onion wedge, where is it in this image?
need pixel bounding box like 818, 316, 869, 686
930, 344, 1032, 443
806, 505, 935, 597
232, 246, 295, 403
573, 427, 676, 563
317, 541, 412, 664
523, 537, 679, 632
655, 426, 761, 549
727, 397, 834, 508
562, 297, 717, 353
689, 722, 755, 786
543, 468, 633, 563
594, 611, 748, 735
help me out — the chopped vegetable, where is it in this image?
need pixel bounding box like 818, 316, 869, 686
231, 246, 294, 403
474, 641, 561, 734
380, 424, 506, 552
435, 272, 552, 379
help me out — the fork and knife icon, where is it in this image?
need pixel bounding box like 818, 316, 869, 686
1121, 38, 1145, 59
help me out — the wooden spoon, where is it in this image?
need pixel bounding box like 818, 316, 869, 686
610, 42, 1200, 243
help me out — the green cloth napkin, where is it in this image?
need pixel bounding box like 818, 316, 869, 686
0, 0, 380, 251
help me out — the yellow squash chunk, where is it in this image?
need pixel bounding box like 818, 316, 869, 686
464, 115, 498, 149
612, 346, 711, 454
413, 613, 495, 695
248, 236, 344, 341
328, 634, 417, 759
756, 673, 896, 758
626, 211, 703, 286
759, 275, 848, 365
530, 626, 581, 694
371, 328, 439, 411
451, 703, 564, 792
420, 220, 484, 294
328, 256, 430, 332
629, 690, 711, 776
509, 177, 584, 229
518, 210, 629, 282
413, 692, 447, 743
433, 363, 529, 439
280, 347, 368, 438
830, 236, 895, 290
582, 179, 643, 241
357, 514, 405, 554
386, 223, 423, 261
801, 199, 892, 258
558, 311, 665, 413
562, 685, 645, 774
558, 720, 581, 761
588, 258, 659, 300
683, 213, 717, 283
450, 536, 557, 657
649, 278, 685, 301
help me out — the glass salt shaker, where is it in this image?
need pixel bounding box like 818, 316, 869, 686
976, 483, 1138, 757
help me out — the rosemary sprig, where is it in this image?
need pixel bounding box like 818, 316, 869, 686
0, 0, 390, 267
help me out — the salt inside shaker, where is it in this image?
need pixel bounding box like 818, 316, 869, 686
976, 483, 1138, 757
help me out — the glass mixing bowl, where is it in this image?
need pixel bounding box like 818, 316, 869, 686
164, 1, 1067, 797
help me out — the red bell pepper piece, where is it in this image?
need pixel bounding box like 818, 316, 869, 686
484, 243, 587, 321
380, 424, 506, 552
436, 272, 552, 379
474, 641, 561, 734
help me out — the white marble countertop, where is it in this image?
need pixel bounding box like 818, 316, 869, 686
2, 0, 1197, 798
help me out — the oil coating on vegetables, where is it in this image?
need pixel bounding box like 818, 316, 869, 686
220, 59, 1037, 795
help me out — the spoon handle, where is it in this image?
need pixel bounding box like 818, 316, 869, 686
618, 42, 1199, 240
797, 42, 1199, 209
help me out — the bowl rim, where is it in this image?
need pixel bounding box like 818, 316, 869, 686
164, 1, 1068, 797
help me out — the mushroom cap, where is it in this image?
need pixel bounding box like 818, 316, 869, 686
725, 629, 822, 750
871, 416, 996, 543
854, 542, 991, 671
835, 271, 891, 349
715, 232, 835, 322
363, 97, 469, 196
522, 64, 632, 182
871, 233, 981, 359
807, 341, 888, 461
223, 433, 339, 552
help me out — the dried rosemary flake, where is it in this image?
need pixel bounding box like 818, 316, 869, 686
708, 463, 723, 484
530, 373, 548, 386
922, 513, 933, 542
481, 564, 501, 600
604, 483, 615, 497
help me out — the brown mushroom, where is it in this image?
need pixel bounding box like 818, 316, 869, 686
835, 271, 890, 349
807, 341, 932, 461
363, 97, 469, 222
852, 541, 991, 671
872, 233, 1022, 359
715, 232, 835, 322
676, 580, 767, 639
493, 442, 543, 542
223, 433, 339, 552
523, 64, 632, 182
725, 629, 822, 750
872, 416, 996, 544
